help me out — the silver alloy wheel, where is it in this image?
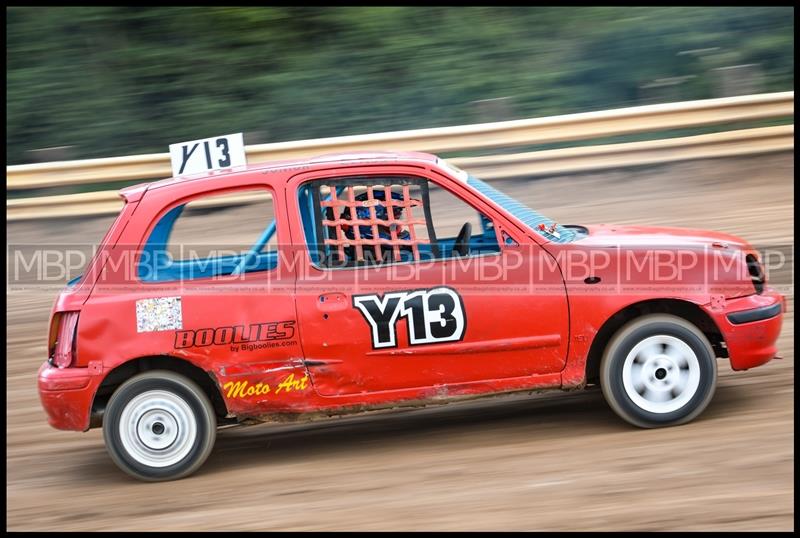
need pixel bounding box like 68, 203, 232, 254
118, 390, 197, 468
622, 335, 701, 414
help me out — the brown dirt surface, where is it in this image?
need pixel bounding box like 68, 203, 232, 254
6, 153, 794, 531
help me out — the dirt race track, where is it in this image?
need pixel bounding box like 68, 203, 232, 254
6, 154, 794, 531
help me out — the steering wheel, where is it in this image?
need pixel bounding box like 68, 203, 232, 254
453, 222, 472, 257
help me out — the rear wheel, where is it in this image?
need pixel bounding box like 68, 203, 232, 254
103, 370, 216, 481
600, 314, 717, 428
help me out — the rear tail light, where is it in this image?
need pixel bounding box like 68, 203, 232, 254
745, 254, 765, 295
49, 311, 79, 368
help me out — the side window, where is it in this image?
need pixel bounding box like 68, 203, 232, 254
427, 182, 501, 256
138, 189, 278, 282
298, 175, 500, 269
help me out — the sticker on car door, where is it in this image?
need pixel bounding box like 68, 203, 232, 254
352, 286, 466, 349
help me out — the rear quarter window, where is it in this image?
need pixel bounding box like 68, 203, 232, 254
138, 189, 279, 282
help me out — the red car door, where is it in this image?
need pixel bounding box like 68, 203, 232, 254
288, 165, 569, 396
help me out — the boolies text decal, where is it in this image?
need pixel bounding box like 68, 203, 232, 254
174, 320, 296, 349
353, 287, 466, 349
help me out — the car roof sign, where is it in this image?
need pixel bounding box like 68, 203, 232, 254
169, 133, 247, 177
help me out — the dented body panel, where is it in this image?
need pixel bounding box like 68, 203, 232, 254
37, 151, 785, 431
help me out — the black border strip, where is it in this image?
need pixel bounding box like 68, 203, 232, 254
726, 302, 782, 325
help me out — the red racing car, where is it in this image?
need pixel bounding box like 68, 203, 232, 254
38, 151, 785, 481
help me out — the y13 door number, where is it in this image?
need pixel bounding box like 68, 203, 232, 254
352, 287, 466, 349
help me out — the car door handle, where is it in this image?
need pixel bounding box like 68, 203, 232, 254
317, 292, 349, 311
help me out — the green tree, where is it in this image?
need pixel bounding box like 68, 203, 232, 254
6, 7, 794, 164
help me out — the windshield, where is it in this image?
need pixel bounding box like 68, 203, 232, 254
465, 175, 576, 243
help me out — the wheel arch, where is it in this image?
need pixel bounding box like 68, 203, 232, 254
584, 298, 725, 385
90, 355, 229, 428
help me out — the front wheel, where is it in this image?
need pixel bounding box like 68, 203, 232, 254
600, 314, 717, 428
103, 370, 217, 481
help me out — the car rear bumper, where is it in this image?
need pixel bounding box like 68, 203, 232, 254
37, 361, 99, 431
706, 289, 786, 371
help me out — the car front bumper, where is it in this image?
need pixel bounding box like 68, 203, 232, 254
705, 288, 786, 371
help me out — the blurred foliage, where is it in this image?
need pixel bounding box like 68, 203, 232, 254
6, 6, 794, 164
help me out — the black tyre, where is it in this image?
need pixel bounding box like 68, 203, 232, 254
103, 370, 217, 481
600, 314, 717, 428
